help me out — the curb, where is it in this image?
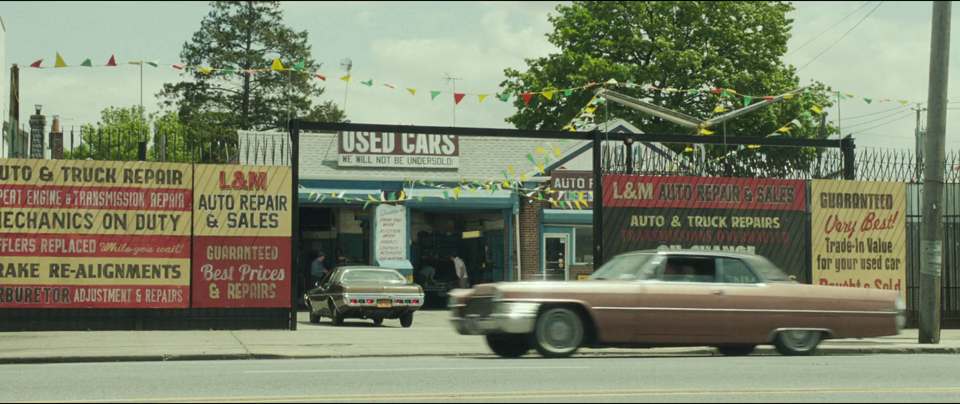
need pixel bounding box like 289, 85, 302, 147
1, 346, 958, 365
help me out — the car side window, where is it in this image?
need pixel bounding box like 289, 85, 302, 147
659, 257, 716, 283
320, 269, 339, 289
717, 258, 760, 284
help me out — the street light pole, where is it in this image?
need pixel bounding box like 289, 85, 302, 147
920, 0, 950, 344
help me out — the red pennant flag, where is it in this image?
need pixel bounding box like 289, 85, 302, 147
106, 55, 117, 67
315, 74, 327, 81
711, 87, 723, 95
30, 59, 43, 68
522, 92, 534, 105
454, 93, 465, 105
763, 96, 775, 101
172, 64, 184, 70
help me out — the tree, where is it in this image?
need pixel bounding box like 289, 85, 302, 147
159, 1, 345, 132
65, 106, 150, 161
500, 1, 837, 177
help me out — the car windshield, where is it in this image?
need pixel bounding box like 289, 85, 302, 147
745, 256, 792, 282
588, 253, 655, 281
342, 270, 406, 284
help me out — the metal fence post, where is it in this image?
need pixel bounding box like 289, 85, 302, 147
593, 129, 604, 268
289, 119, 301, 331
842, 136, 857, 180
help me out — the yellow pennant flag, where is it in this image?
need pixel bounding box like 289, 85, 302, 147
584, 105, 597, 114
713, 105, 726, 114
502, 180, 511, 189
777, 126, 792, 133
199, 67, 214, 75
542, 90, 556, 100
407, 88, 417, 96
783, 94, 794, 100
507, 165, 515, 176
55, 52, 67, 68
340, 75, 352, 82
519, 174, 527, 182
537, 162, 546, 174
453, 187, 462, 199
811, 105, 823, 114
699, 128, 715, 136
478, 94, 489, 103
271, 58, 284, 71
553, 146, 562, 158
747, 144, 761, 149
534, 146, 546, 155
899, 100, 910, 106
684, 146, 695, 153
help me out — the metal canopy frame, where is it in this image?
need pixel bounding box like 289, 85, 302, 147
287, 120, 855, 314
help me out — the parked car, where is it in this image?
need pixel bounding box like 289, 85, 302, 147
306, 266, 424, 327
449, 250, 905, 358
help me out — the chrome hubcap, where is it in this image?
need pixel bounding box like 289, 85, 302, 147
538, 310, 582, 351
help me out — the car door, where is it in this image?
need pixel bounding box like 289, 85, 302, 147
715, 257, 780, 344
634, 255, 727, 344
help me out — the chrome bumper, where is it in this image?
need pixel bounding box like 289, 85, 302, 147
450, 302, 540, 335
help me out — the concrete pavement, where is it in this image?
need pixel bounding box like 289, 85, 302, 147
1, 310, 959, 364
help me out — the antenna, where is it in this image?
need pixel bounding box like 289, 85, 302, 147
444, 73, 462, 127
341, 58, 353, 114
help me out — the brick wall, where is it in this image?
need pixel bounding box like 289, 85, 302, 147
518, 197, 546, 281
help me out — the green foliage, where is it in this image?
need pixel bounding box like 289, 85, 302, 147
500, 1, 838, 176
65, 106, 150, 161
159, 1, 345, 132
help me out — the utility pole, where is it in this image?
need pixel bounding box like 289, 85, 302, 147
914, 105, 927, 181
920, 0, 950, 344
444, 74, 462, 127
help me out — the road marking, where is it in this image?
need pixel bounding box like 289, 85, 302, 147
243, 366, 589, 374
20, 387, 960, 403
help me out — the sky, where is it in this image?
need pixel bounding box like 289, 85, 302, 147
1, 1, 958, 153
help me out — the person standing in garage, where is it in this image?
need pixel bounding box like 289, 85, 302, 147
452, 254, 469, 289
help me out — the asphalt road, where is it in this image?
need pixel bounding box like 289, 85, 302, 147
2, 354, 959, 403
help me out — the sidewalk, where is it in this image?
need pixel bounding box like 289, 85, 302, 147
1, 310, 958, 364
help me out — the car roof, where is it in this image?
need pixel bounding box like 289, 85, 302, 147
337, 266, 401, 272
623, 249, 760, 260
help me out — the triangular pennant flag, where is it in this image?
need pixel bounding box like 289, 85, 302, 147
863, 98, 873, 104
743, 96, 753, 107
777, 126, 792, 133
763, 96, 775, 101
172, 64, 184, 70
384, 83, 396, 89
537, 162, 545, 174
711, 87, 723, 95
146, 61, 158, 67
497, 93, 510, 102
899, 100, 910, 106
388, 192, 396, 201
223, 67, 236, 75
699, 128, 715, 136
542, 90, 556, 100
747, 144, 761, 150
315, 73, 326, 81
293, 59, 305, 71
361, 79, 373, 87
507, 165, 515, 176
478, 94, 489, 103
453, 187, 462, 199
534, 146, 546, 155
30, 59, 43, 68
553, 146, 562, 158
811, 105, 823, 114
271, 58, 285, 71
713, 105, 726, 114
563, 89, 574, 97
783, 94, 794, 100
521, 92, 534, 105
442, 191, 450, 200
431, 91, 441, 100
199, 67, 214, 75
526, 153, 536, 165
684, 146, 695, 153
340, 75, 351, 82
55, 53, 67, 68
407, 88, 417, 96
80, 59, 92, 67
454, 93, 465, 104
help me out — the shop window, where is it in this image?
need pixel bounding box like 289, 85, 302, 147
574, 226, 594, 265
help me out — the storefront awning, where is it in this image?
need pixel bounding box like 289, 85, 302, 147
402, 188, 516, 209
542, 208, 593, 225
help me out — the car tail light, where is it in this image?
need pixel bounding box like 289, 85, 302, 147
395, 299, 403, 304
366, 299, 374, 304
350, 299, 358, 305
412, 299, 420, 304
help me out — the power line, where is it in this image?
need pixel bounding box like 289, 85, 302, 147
797, 1, 884, 71
787, 1, 874, 57
842, 104, 911, 120
843, 109, 914, 129
849, 111, 914, 133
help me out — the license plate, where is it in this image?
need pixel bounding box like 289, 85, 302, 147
377, 300, 392, 308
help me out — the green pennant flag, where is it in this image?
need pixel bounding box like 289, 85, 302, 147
863, 98, 873, 104
743, 95, 753, 107
720, 89, 731, 98
442, 191, 450, 200
563, 89, 574, 97
293, 59, 305, 71
146, 61, 158, 67
388, 192, 396, 201
361, 79, 373, 87
497, 93, 510, 102
80, 59, 92, 67
687, 89, 700, 96
526, 153, 536, 165
223, 67, 236, 75
431, 91, 442, 100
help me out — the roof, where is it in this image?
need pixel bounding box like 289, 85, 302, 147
622, 249, 761, 260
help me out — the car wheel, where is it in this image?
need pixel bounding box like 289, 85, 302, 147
716, 345, 756, 356
372, 318, 384, 327
328, 299, 344, 326
531, 307, 584, 358
774, 330, 823, 356
485, 334, 530, 358
400, 312, 414, 328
